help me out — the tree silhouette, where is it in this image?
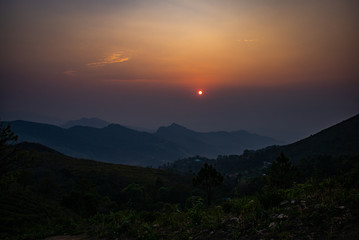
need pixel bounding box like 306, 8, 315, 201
0, 123, 18, 159
193, 163, 223, 206
267, 153, 297, 189
0, 123, 18, 176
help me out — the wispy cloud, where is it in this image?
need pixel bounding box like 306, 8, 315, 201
236, 39, 257, 43
88, 52, 130, 67
63, 70, 77, 76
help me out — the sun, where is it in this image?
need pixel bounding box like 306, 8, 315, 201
198, 90, 203, 95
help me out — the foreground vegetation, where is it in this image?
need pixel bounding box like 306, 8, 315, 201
1, 124, 359, 239
83, 154, 359, 240
86, 177, 359, 240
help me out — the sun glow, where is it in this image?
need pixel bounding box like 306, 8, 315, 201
198, 90, 203, 95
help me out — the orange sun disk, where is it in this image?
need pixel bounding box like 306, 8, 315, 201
198, 90, 203, 95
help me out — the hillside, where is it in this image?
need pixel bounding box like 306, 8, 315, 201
282, 113, 359, 160
166, 114, 359, 175
0, 141, 194, 239
258, 113, 359, 164
3, 120, 279, 167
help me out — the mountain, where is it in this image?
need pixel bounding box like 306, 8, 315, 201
250, 113, 359, 164
0, 111, 66, 126
2, 120, 279, 167
62, 117, 110, 128
4, 120, 186, 166
12, 141, 191, 191
166, 114, 359, 175
281, 113, 359, 159
155, 123, 281, 157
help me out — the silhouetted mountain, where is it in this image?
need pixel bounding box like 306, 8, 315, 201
2, 120, 279, 167
156, 123, 281, 157
62, 117, 110, 128
283, 113, 359, 158
3, 120, 186, 166
248, 113, 359, 164
0, 111, 66, 126
166, 114, 359, 175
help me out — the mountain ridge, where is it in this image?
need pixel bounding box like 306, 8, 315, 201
62, 117, 110, 128
156, 122, 281, 157
2, 120, 280, 166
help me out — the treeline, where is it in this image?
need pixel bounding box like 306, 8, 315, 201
160, 147, 281, 178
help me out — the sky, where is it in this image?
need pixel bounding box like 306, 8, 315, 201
1, 0, 359, 142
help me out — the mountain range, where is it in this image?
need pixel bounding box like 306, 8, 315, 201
62, 117, 111, 128
2, 120, 280, 166
167, 114, 359, 175
156, 123, 279, 157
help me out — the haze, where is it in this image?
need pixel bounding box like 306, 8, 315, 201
1, 0, 358, 142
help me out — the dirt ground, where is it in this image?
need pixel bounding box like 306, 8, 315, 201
43, 235, 95, 240
43, 235, 134, 240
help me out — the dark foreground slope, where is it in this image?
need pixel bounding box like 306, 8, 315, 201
3, 145, 358, 239
0, 142, 194, 239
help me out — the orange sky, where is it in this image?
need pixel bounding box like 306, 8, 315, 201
1, 0, 359, 141
2, 0, 358, 87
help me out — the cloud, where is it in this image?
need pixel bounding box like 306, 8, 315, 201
243, 39, 256, 43
236, 39, 257, 43
63, 70, 77, 76
88, 53, 130, 67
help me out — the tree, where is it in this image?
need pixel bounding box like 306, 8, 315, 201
267, 153, 297, 189
121, 183, 152, 209
0, 123, 18, 160
193, 163, 223, 206
0, 123, 18, 176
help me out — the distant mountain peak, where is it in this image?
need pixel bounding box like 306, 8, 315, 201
169, 123, 186, 128
62, 117, 110, 128
105, 123, 133, 131
156, 123, 194, 134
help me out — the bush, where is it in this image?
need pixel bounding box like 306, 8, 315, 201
186, 197, 205, 225
257, 187, 285, 209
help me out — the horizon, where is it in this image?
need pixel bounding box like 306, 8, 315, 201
1, 112, 358, 144
1, 0, 359, 143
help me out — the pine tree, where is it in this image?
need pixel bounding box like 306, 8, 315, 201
267, 153, 296, 189
193, 163, 223, 206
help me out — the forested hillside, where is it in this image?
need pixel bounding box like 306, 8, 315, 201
1, 115, 359, 239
